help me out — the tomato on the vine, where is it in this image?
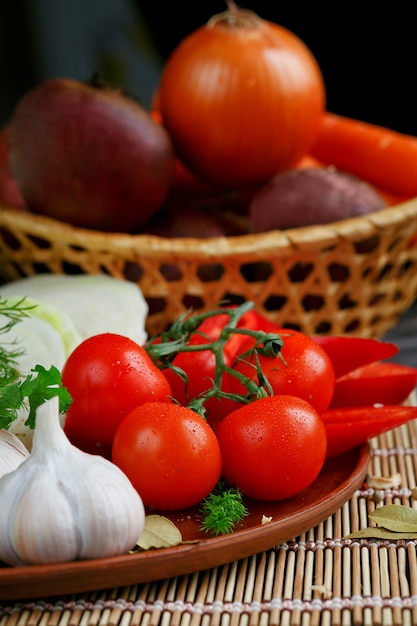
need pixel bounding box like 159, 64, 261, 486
216, 395, 327, 501
62, 333, 172, 458
220, 327, 335, 421
112, 401, 222, 510
156, 307, 278, 414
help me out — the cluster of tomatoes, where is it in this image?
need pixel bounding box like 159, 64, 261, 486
61, 303, 417, 512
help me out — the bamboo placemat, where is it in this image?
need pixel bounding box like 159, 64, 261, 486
2, 420, 417, 626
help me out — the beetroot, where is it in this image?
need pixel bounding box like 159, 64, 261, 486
0, 126, 26, 210
8, 78, 175, 232
249, 167, 386, 232
139, 205, 248, 239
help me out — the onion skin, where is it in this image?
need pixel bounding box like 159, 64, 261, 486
159, 5, 325, 189
9, 79, 175, 232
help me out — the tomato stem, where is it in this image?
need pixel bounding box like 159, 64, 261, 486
145, 302, 284, 417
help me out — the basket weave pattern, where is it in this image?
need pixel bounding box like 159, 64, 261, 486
1, 200, 417, 338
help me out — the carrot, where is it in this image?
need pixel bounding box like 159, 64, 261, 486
294, 151, 407, 206
293, 154, 323, 169
311, 112, 417, 198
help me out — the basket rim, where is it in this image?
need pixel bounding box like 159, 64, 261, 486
1, 198, 417, 257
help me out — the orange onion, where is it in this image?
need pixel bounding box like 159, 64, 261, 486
158, 2, 326, 190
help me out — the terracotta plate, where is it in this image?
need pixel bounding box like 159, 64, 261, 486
0, 444, 370, 601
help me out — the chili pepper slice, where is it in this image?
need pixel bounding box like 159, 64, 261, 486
313, 336, 399, 379
322, 405, 417, 457
330, 361, 417, 408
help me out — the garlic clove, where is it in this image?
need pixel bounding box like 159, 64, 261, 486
0, 396, 145, 566
0, 429, 29, 478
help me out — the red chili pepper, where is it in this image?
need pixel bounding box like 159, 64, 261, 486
322, 405, 417, 457
331, 361, 417, 408
312, 335, 399, 378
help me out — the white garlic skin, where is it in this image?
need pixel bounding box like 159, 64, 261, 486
0, 429, 30, 478
0, 397, 145, 566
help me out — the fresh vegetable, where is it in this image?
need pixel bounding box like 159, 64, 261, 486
158, 2, 325, 188
1, 274, 150, 448
330, 361, 417, 408
62, 333, 172, 458
0, 295, 79, 373
222, 326, 335, 419
312, 335, 417, 407
8, 77, 175, 231
294, 153, 408, 207
112, 401, 222, 510
312, 335, 399, 378
0, 396, 145, 566
0, 274, 149, 347
311, 111, 417, 198
248, 167, 386, 232
151, 304, 280, 425
0, 296, 73, 449
0, 429, 29, 478
139, 204, 248, 239
216, 395, 327, 501
322, 405, 417, 458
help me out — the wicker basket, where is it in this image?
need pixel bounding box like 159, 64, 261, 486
1, 200, 417, 338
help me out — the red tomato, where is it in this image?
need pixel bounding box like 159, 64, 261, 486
62, 333, 172, 457
112, 402, 222, 510
221, 328, 335, 421
159, 307, 279, 412
216, 395, 327, 501
330, 361, 417, 408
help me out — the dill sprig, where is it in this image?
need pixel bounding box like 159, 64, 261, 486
199, 483, 249, 535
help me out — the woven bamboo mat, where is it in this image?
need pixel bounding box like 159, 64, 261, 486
2, 420, 417, 626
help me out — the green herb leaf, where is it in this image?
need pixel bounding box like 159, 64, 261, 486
199, 484, 249, 535
0, 380, 25, 427
0, 364, 72, 429
0, 296, 72, 429
22, 365, 72, 428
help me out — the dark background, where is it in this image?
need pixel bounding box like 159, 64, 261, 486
0, 1, 416, 136
1, 0, 417, 361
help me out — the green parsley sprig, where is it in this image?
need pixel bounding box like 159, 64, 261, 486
0, 296, 72, 429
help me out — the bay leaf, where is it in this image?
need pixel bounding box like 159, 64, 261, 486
344, 527, 417, 540
369, 504, 417, 533
136, 515, 183, 550
366, 473, 402, 489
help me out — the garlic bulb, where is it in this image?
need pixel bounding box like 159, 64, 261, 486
0, 396, 145, 566
0, 429, 29, 478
